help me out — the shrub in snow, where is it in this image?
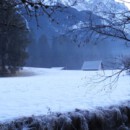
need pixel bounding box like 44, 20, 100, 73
1, 105, 130, 130
122, 56, 130, 74
88, 110, 108, 130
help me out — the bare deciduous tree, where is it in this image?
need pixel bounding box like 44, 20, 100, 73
85, 0, 130, 88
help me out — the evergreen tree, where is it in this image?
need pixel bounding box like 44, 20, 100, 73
0, 0, 30, 76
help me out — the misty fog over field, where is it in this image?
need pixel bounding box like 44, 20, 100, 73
26, 0, 130, 70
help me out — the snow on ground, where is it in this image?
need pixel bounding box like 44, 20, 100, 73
0, 67, 130, 122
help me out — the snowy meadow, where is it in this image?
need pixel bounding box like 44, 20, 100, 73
0, 67, 130, 123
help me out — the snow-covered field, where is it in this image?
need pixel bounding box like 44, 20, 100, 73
0, 67, 130, 122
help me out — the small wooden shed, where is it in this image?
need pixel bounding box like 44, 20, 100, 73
81, 60, 103, 70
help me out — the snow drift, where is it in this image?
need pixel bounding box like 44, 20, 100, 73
1, 104, 130, 130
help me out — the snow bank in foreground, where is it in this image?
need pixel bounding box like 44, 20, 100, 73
0, 104, 130, 130
0, 67, 130, 122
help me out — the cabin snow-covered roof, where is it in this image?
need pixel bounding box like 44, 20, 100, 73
81, 60, 102, 70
